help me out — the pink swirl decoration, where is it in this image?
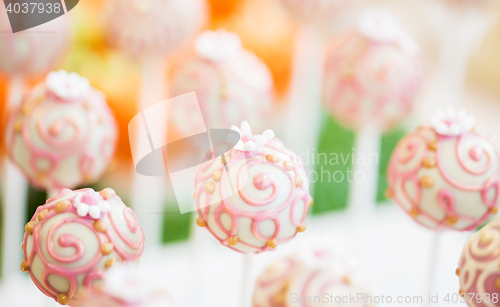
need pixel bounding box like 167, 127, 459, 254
21, 188, 144, 303
388, 127, 500, 231
196, 139, 312, 253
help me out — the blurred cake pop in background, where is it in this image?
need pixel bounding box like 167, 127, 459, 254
323, 9, 423, 132
387, 108, 500, 230
171, 30, 274, 133
4, 70, 118, 193
104, 0, 207, 59
20, 188, 145, 305
194, 121, 312, 253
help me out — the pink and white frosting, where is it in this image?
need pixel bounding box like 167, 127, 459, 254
323, 9, 423, 131
20, 188, 145, 305
458, 218, 500, 307
0, 6, 69, 76
194, 122, 312, 254
387, 109, 500, 231
4, 70, 118, 191
104, 0, 206, 58
170, 30, 274, 134
231, 121, 275, 152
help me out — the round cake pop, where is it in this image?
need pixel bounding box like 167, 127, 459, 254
20, 188, 145, 305
171, 29, 274, 133
457, 217, 500, 305
323, 9, 423, 132
194, 121, 312, 254
253, 251, 371, 307
0, 7, 69, 76
4, 70, 118, 192
387, 108, 500, 230
104, 0, 206, 58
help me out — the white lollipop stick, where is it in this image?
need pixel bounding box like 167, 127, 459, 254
1, 75, 27, 279
241, 253, 255, 307
130, 58, 168, 246
425, 230, 442, 307
282, 26, 327, 171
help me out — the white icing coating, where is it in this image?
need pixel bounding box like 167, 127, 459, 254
170, 30, 274, 134
4, 71, 118, 191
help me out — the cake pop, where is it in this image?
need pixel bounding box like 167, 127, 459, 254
323, 9, 423, 132
194, 121, 312, 253
457, 217, 500, 306
104, 0, 206, 59
387, 108, 500, 230
20, 188, 145, 305
171, 29, 274, 134
4, 70, 118, 193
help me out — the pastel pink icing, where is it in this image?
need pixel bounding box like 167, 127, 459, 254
21, 188, 145, 304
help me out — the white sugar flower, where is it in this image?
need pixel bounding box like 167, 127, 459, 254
195, 29, 242, 63
359, 9, 401, 43
46, 70, 90, 101
73, 190, 111, 219
230, 121, 275, 152
431, 108, 475, 136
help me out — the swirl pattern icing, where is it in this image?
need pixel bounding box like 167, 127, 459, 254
4, 71, 118, 191
20, 188, 145, 305
194, 126, 312, 254
458, 218, 500, 307
387, 123, 500, 230
323, 9, 422, 131
170, 30, 274, 135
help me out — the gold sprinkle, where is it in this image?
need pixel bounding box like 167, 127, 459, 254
35, 172, 45, 181
212, 170, 222, 182
101, 243, 114, 256
100, 188, 116, 200
282, 161, 293, 170
37, 209, 49, 221
25, 221, 36, 235
267, 238, 277, 249
428, 140, 438, 152
342, 275, 351, 285
459, 288, 465, 295
297, 224, 306, 233
480, 231, 493, 245
205, 182, 216, 194
495, 278, 500, 290
491, 206, 499, 214
446, 216, 459, 225
309, 200, 314, 207
422, 157, 436, 168
409, 208, 420, 218
266, 154, 278, 163
419, 176, 434, 188
196, 216, 207, 227
105, 257, 118, 269
227, 236, 240, 246
94, 220, 107, 233
455, 268, 460, 276
385, 188, 394, 199
57, 293, 70, 305
20, 259, 29, 272
14, 121, 22, 132
55, 200, 71, 212
295, 175, 303, 187
21, 243, 24, 250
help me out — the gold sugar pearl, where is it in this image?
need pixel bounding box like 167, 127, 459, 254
266, 154, 278, 163
20, 259, 29, 272
25, 221, 36, 235
495, 278, 500, 290
385, 188, 394, 199
422, 157, 436, 168
446, 216, 459, 225
342, 276, 351, 285
309, 200, 314, 207
100, 188, 116, 200
94, 220, 107, 233
105, 257, 118, 269
227, 236, 240, 246
297, 224, 306, 233
459, 289, 465, 295
57, 293, 70, 305
267, 238, 277, 249
196, 216, 207, 227
419, 176, 434, 188
480, 231, 493, 245
491, 206, 499, 214
101, 243, 114, 256
21, 243, 24, 250
55, 200, 71, 212
295, 175, 303, 187
37, 209, 49, 221
205, 182, 216, 194
428, 140, 438, 151
212, 170, 222, 182
282, 161, 293, 170
409, 208, 420, 218
14, 121, 22, 132
455, 268, 460, 276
